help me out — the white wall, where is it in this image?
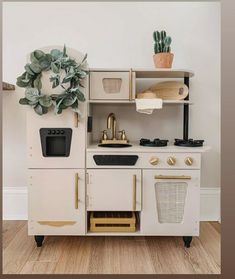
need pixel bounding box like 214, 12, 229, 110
2, 2, 220, 219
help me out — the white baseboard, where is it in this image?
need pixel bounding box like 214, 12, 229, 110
3, 187, 221, 221
3, 187, 28, 220
200, 187, 221, 222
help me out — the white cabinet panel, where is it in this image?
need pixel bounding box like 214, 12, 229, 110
27, 109, 85, 168
28, 169, 85, 235
141, 169, 200, 236
90, 71, 135, 100
87, 169, 141, 211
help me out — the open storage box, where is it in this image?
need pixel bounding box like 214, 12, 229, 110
88, 211, 139, 232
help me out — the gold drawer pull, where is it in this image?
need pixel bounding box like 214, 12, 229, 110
155, 175, 191, 180
74, 112, 79, 127
37, 221, 76, 227
129, 68, 133, 101
75, 173, 79, 209
133, 174, 137, 211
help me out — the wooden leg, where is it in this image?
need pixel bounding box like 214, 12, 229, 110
34, 235, 44, 247
183, 236, 192, 248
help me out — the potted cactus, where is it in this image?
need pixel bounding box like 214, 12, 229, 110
153, 30, 174, 68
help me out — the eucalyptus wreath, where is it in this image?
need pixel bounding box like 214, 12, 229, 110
17, 45, 88, 115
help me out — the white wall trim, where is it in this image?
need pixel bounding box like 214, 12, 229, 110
3, 187, 28, 220
3, 187, 221, 221
200, 187, 221, 222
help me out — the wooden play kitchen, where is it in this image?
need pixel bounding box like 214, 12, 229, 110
24, 48, 209, 248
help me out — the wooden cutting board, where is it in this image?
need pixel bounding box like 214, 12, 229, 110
148, 81, 189, 100
136, 81, 188, 100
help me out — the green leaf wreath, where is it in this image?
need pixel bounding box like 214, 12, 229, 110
17, 45, 88, 115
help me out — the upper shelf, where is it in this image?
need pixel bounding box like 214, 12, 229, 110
134, 69, 194, 79
89, 68, 194, 79
88, 100, 193, 105
2, 82, 15, 91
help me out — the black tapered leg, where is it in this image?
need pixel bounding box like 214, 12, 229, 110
183, 236, 192, 248
34, 235, 44, 247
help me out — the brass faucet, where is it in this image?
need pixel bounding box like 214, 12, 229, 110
100, 113, 129, 144
107, 113, 117, 140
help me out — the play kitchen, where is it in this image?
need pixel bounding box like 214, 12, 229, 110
18, 47, 209, 248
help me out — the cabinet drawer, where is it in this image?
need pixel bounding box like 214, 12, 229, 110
86, 169, 141, 211
89, 71, 135, 100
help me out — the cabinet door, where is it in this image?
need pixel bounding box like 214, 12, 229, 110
27, 109, 85, 169
87, 169, 141, 211
28, 169, 85, 235
141, 170, 200, 236
90, 71, 135, 100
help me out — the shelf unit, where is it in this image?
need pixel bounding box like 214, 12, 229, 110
88, 69, 194, 140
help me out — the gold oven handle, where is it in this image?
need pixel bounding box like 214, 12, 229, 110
75, 173, 79, 209
74, 112, 79, 128
129, 68, 133, 101
154, 175, 192, 180
133, 174, 137, 211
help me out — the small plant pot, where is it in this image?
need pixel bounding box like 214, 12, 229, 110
153, 53, 174, 68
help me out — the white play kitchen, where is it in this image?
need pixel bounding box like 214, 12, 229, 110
17, 46, 209, 248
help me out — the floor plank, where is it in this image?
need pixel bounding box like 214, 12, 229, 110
3, 223, 36, 274
210, 221, 221, 234
2, 221, 221, 274
2, 221, 25, 250
54, 236, 92, 274
103, 236, 155, 274
145, 236, 196, 274
20, 261, 57, 274
198, 222, 221, 268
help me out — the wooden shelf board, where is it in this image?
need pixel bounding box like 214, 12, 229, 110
88, 100, 193, 105
134, 69, 194, 79
2, 82, 15, 91
89, 68, 194, 78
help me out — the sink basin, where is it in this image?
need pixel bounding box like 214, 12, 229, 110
98, 143, 132, 148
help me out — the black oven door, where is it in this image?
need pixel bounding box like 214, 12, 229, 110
40, 128, 72, 157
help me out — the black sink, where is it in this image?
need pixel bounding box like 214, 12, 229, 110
98, 143, 132, 148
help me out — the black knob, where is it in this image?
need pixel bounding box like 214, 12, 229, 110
52, 130, 56, 134
56, 130, 60, 134
60, 130, 65, 134
48, 130, 51, 135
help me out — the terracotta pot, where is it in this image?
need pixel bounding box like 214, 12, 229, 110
153, 53, 174, 68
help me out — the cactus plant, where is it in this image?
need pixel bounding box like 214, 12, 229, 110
153, 30, 172, 54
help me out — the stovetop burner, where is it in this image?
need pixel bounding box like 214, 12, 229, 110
174, 138, 204, 147
140, 138, 168, 147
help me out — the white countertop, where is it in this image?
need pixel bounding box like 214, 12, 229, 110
87, 142, 210, 153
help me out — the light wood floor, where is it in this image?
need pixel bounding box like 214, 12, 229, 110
2, 221, 221, 274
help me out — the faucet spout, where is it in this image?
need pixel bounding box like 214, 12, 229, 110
107, 113, 117, 140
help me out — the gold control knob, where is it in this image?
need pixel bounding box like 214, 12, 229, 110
149, 157, 159, 166
185, 157, 193, 166
167, 157, 176, 166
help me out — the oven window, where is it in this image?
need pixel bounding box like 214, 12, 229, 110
155, 182, 187, 224
46, 136, 66, 156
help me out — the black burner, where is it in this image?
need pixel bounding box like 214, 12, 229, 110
140, 138, 168, 147
174, 138, 204, 147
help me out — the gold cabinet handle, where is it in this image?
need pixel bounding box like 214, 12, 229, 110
37, 221, 76, 227
75, 173, 79, 209
74, 112, 79, 127
129, 68, 133, 101
154, 175, 191, 180
133, 174, 137, 211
